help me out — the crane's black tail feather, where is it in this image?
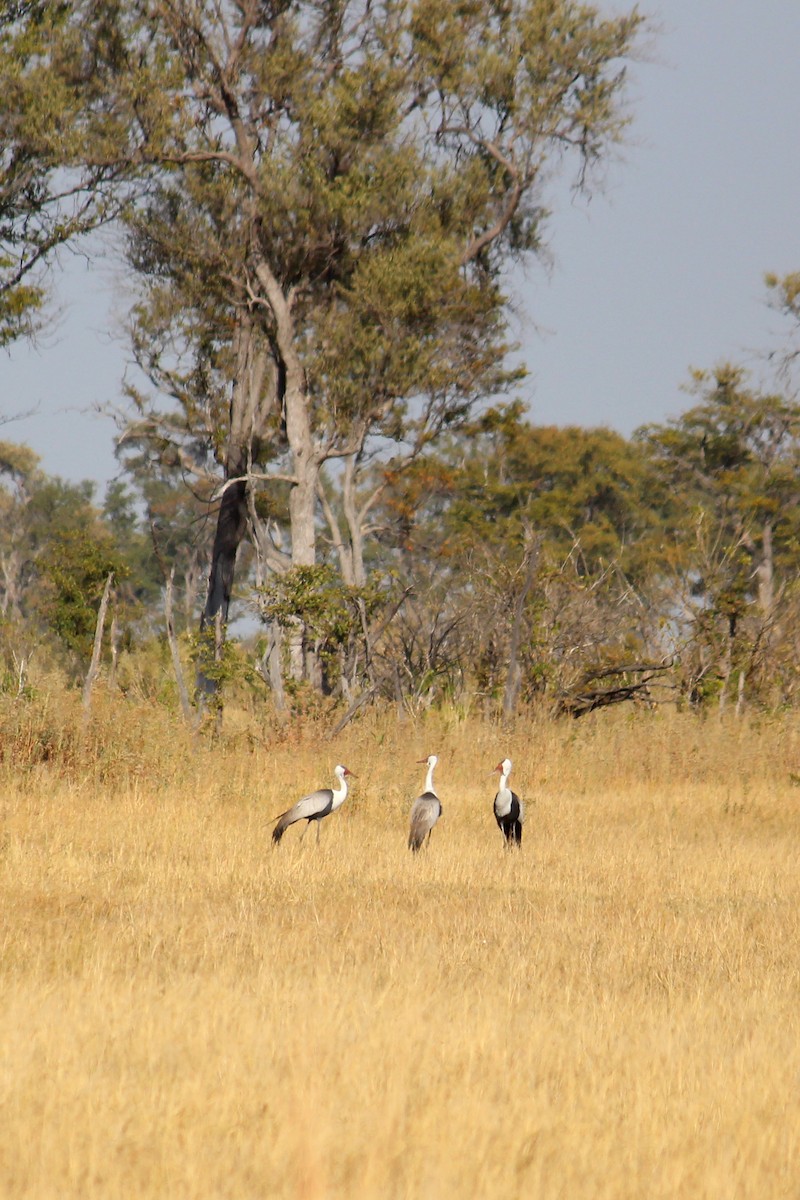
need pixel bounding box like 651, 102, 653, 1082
498, 816, 523, 847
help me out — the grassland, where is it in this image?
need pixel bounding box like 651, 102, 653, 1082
1, 692, 799, 1198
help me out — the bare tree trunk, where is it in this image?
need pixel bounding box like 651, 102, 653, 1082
735, 668, 746, 717
329, 679, 381, 736
11, 649, 30, 698
357, 595, 375, 688
108, 612, 120, 688
246, 487, 289, 713
319, 463, 376, 688
196, 309, 272, 709
394, 664, 405, 721
183, 556, 205, 627
196, 476, 248, 705
253, 253, 349, 689
253, 253, 317, 579
756, 519, 774, 617
341, 454, 367, 587
288, 460, 319, 567
305, 635, 323, 691
201, 486, 248, 627
285, 457, 321, 684
260, 621, 286, 713
318, 471, 355, 585
82, 572, 114, 719
165, 567, 195, 727
502, 537, 541, 722
718, 613, 737, 715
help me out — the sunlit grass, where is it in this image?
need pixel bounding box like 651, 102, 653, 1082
1, 695, 799, 1197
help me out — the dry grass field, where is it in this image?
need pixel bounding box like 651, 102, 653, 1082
2, 691, 800, 1198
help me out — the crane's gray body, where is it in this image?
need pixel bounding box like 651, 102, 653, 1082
408, 756, 442, 852
272, 765, 351, 844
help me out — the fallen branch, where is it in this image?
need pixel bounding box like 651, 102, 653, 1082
556, 662, 675, 718
328, 680, 383, 738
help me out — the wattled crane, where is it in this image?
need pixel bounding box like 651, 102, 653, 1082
408, 754, 442, 852
272, 764, 355, 845
492, 758, 524, 846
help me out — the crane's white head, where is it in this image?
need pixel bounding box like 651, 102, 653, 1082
417, 754, 438, 768
335, 764, 356, 779
494, 758, 512, 777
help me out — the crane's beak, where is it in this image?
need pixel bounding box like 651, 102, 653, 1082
344, 768, 357, 778
416, 757, 430, 764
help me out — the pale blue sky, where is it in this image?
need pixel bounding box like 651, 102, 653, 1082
2, 0, 799, 491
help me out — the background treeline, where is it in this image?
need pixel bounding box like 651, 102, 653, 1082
3, 357, 800, 721
2, 1, 800, 725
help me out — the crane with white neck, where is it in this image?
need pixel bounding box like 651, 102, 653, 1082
408, 754, 442, 853
492, 757, 524, 846
271, 764, 355, 845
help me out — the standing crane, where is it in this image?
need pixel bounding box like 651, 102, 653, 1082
271, 764, 355, 845
408, 754, 442, 853
492, 758, 524, 846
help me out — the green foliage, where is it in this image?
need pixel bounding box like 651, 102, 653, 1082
638, 364, 800, 600
2, 0, 646, 704
0, 261, 42, 348
102, 479, 163, 610
0, 0, 125, 347
0, 439, 39, 474
766, 269, 800, 376
257, 564, 389, 693
635, 366, 800, 708
35, 529, 124, 661
379, 402, 663, 579
86, 0, 644, 654
260, 565, 380, 646
0, 444, 158, 671
189, 624, 253, 713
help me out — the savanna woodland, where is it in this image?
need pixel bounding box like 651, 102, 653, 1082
2, 5, 800, 1198
3, 0, 800, 722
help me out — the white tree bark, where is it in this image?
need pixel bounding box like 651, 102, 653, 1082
82, 572, 114, 719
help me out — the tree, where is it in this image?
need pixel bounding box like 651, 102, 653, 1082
350, 406, 669, 716
0, 443, 174, 689
766, 270, 800, 381
109, 458, 217, 631
0, 439, 40, 619
638, 364, 800, 707
0, 446, 103, 628
92, 0, 645, 697
640, 366, 800, 614
37, 528, 123, 664
0, 2, 127, 347
388, 402, 662, 576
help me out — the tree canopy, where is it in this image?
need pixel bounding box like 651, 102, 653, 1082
5, 1, 800, 723
99, 0, 645, 689
0, 1, 129, 347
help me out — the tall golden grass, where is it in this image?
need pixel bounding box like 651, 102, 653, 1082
1, 688, 799, 1198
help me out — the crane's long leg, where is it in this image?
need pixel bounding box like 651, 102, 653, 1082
316, 821, 321, 846
299, 820, 310, 842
